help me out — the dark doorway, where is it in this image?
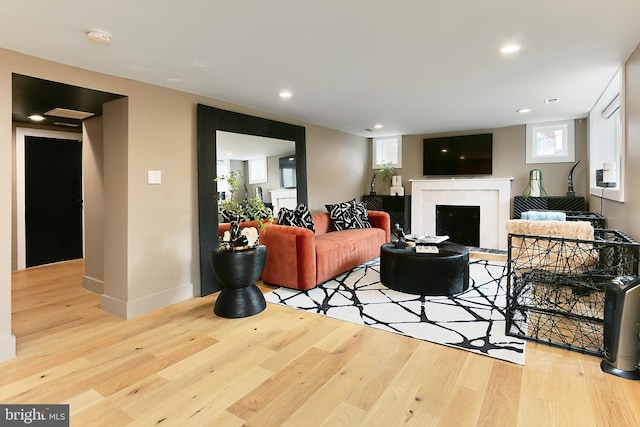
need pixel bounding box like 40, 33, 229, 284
25, 136, 83, 267
436, 205, 480, 247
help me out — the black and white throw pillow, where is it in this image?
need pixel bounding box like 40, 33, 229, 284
353, 200, 372, 228
221, 209, 242, 223
278, 203, 315, 232
325, 199, 371, 231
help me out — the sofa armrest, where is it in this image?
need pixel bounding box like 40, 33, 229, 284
259, 223, 317, 290
367, 210, 391, 242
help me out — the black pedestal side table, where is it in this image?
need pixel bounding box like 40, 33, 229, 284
210, 245, 267, 318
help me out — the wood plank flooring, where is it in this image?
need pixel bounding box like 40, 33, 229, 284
3, 258, 640, 426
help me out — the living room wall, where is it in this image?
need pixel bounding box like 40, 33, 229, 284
0, 47, 367, 359
0, 50, 14, 361
368, 120, 589, 205
591, 42, 640, 240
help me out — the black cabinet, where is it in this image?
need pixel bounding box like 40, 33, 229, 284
512, 196, 587, 219
362, 195, 411, 232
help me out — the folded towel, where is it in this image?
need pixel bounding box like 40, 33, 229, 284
521, 210, 566, 221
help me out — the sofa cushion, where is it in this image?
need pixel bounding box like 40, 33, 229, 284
315, 227, 385, 284
325, 199, 371, 231
277, 203, 315, 232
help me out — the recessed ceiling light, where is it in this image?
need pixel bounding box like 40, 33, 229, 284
279, 90, 293, 99
516, 108, 531, 113
545, 98, 560, 104
86, 29, 112, 45
28, 114, 45, 122
500, 44, 520, 54
373, 124, 384, 129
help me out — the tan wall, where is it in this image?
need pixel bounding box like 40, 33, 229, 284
591, 43, 640, 241
372, 119, 589, 208
101, 98, 130, 315
10, 126, 16, 271
125, 87, 196, 306
0, 54, 16, 361
82, 116, 104, 293
306, 124, 368, 212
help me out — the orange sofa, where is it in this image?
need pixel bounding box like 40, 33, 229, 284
218, 211, 390, 290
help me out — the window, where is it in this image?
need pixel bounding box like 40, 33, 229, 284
248, 157, 267, 184
373, 136, 402, 168
525, 120, 575, 164
589, 67, 624, 202
216, 159, 230, 194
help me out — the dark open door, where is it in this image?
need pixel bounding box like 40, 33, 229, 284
25, 136, 83, 267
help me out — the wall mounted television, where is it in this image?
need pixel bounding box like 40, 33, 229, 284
423, 133, 493, 176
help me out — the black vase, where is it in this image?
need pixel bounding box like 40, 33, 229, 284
210, 245, 267, 318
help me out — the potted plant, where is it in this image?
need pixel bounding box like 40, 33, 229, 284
211, 170, 274, 318
375, 163, 397, 193
215, 169, 274, 249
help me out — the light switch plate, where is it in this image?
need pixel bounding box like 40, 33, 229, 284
148, 170, 162, 185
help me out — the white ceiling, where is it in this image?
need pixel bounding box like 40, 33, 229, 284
2, 1, 640, 137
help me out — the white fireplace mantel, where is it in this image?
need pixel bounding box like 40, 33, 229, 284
410, 178, 513, 250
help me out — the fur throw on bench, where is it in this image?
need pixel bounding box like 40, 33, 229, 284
506, 219, 597, 273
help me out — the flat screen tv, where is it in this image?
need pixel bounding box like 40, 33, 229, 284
423, 133, 492, 176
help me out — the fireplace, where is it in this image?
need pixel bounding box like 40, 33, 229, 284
411, 178, 512, 250
436, 205, 480, 247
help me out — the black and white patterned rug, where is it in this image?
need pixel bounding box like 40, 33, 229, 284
264, 258, 526, 365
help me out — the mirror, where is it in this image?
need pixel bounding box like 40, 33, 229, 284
216, 131, 297, 221
197, 104, 307, 296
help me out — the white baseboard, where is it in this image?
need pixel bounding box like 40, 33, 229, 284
83, 275, 104, 294
0, 334, 16, 362
101, 282, 194, 319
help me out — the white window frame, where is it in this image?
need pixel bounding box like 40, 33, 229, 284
525, 120, 575, 164
372, 136, 402, 168
589, 67, 625, 202
216, 159, 231, 193
248, 157, 267, 184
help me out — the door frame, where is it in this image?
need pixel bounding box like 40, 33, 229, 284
16, 127, 83, 270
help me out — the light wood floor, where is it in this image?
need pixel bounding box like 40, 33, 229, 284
3, 258, 640, 426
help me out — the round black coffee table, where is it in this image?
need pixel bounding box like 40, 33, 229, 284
379, 242, 469, 296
